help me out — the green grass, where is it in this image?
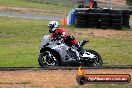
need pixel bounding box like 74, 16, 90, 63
0, 0, 71, 12
0, 17, 50, 67
84, 37, 132, 65
0, 17, 132, 67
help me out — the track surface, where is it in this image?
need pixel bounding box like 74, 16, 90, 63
0, 68, 132, 88
0, 66, 132, 88
0, 65, 132, 71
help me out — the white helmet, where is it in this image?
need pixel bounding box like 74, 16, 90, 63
48, 21, 59, 33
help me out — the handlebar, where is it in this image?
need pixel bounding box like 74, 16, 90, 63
51, 37, 64, 45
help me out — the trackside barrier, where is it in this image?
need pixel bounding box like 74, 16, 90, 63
73, 8, 131, 29
67, 9, 76, 25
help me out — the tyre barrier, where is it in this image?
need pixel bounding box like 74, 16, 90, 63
100, 25, 109, 29
111, 14, 122, 19
122, 10, 130, 14
100, 13, 111, 29
130, 10, 132, 15
100, 18, 110, 22
87, 13, 100, 18
122, 11, 130, 28
112, 19, 122, 23
78, 5, 85, 8
111, 23, 122, 29
110, 9, 123, 14
75, 13, 88, 28
87, 18, 98, 22
75, 9, 131, 29
87, 22, 99, 28
87, 9, 103, 13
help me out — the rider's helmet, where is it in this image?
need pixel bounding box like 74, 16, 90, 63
48, 21, 59, 33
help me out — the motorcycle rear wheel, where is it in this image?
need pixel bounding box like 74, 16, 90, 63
38, 51, 59, 67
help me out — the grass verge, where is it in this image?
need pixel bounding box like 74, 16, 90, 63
0, 17, 50, 67
0, 0, 71, 13
0, 17, 132, 67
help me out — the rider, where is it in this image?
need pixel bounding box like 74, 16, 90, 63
48, 21, 85, 57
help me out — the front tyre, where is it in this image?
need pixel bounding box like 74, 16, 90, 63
38, 51, 59, 67
84, 49, 103, 67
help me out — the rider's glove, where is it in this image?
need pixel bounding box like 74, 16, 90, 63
66, 35, 75, 40
56, 34, 62, 40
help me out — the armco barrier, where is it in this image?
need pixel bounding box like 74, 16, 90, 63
74, 8, 131, 29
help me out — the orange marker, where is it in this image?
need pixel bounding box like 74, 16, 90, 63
62, 17, 67, 26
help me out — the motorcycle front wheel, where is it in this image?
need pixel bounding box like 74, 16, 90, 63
84, 49, 103, 68
38, 50, 59, 67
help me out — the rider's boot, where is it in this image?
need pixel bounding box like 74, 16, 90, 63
76, 40, 88, 56
75, 45, 85, 56
78, 46, 84, 56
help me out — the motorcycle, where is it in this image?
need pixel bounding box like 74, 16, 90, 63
38, 35, 103, 67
